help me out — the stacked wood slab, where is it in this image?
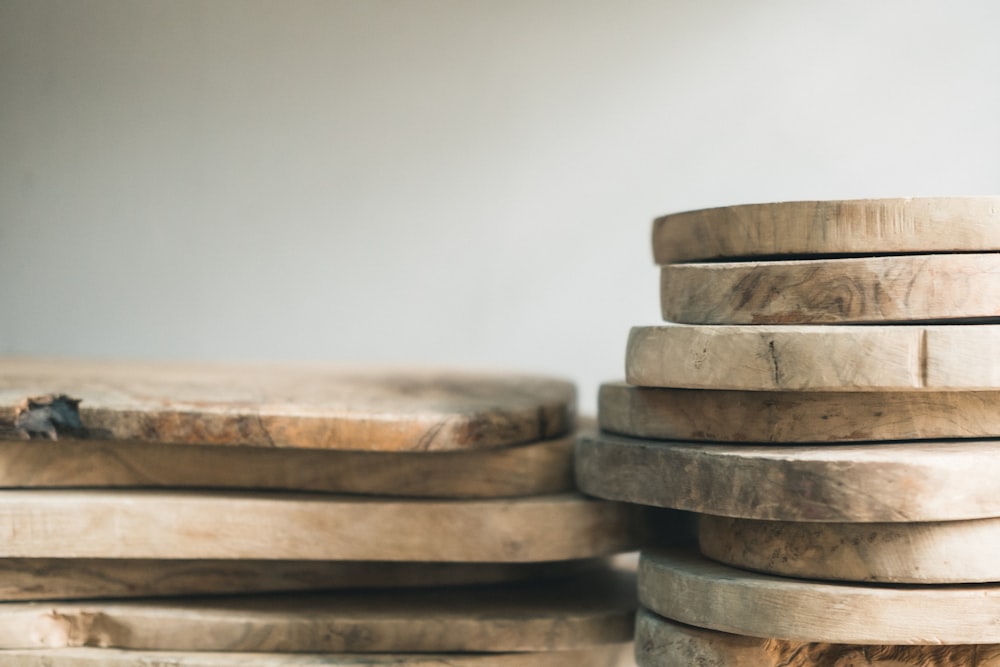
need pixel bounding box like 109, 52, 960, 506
0, 360, 651, 666
575, 197, 1000, 666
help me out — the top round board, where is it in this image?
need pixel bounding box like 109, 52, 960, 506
0, 359, 575, 452
652, 197, 1000, 263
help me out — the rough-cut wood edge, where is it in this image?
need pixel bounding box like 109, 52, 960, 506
0, 646, 631, 667
0, 359, 576, 452
626, 324, 1000, 391
639, 548, 1000, 644
660, 253, 1000, 324
598, 381, 1000, 443
574, 431, 1000, 521
0, 490, 651, 561
0, 567, 637, 652
652, 197, 1000, 263
635, 608, 1000, 667
0, 435, 574, 498
0, 558, 604, 601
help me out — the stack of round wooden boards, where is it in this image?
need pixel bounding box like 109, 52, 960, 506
0, 359, 653, 667
575, 197, 1000, 666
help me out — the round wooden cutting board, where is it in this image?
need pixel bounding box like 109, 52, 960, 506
639, 548, 1000, 644
660, 253, 1000, 324
0, 359, 575, 452
651, 197, 1000, 263
598, 381, 1000, 443
0, 435, 573, 497
635, 608, 1000, 667
574, 431, 1000, 522
0, 491, 649, 561
699, 514, 1000, 584
0, 557, 603, 602
0, 567, 636, 653
627, 324, 1000, 391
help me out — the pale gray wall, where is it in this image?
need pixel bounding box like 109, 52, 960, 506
3, 0, 999, 412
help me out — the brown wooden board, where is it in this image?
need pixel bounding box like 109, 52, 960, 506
699, 514, 1000, 584
0, 558, 603, 602
598, 381, 1000, 443
574, 431, 1000, 522
639, 548, 1000, 644
0, 567, 636, 652
660, 253, 1000, 324
627, 324, 1000, 391
635, 608, 1000, 667
0, 359, 575, 451
0, 647, 630, 667
0, 435, 573, 497
0, 491, 649, 561
651, 197, 1000, 263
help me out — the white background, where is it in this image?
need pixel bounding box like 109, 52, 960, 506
3, 0, 999, 413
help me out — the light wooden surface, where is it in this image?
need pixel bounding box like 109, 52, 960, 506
574, 431, 1000, 521
0, 491, 647, 560
0, 647, 631, 667
640, 548, 1000, 644
598, 381, 1000, 443
0, 359, 575, 451
651, 197, 1000, 263
699, 514, 1000, 583
0, 567, 636, 652
660, 253, 1000, 324
627, 324, 1000, 391
0, 435, 573, 497
635, 608, 1000, 667
0, 558, 603, 601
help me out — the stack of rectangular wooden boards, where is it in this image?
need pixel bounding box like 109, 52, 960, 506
575, 197, 1000, 666
0, 359, 653, 667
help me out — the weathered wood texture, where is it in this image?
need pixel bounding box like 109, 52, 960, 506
651, 197, 1000, 263
0, 558, 602, 601
0, 359, 575, 451
0, 435, 573, 497
0, 647, 630, 667
574, 431, 1000, 521
699, 514, 1000, 584
0, 567, 636, 652
639, 548, 1000, 644
660, 253, 1000, 324
627, 324, 1000, 391
636, 608, 1000, 667
598, 381, 1000, 443
0, 491, 649, 560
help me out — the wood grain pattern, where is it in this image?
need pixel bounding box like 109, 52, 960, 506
0, 491, 649, 560
0, 558, 603, 601
651, 197, 1000, 263
636, 608, 1000, 667
574, 431, 1000, 521
598, 381, 1000, 443
639, 548, 1000, 644
660, 253, 1000, 324
0, 359, 575, 451
0, 435, 573, 497
0, 647, 630, 667
0, 567, 636, 652
699, 514, 1000, 584
627, 324, 1000, 391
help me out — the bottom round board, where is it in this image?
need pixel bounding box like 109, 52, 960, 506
0, 558, 601, 601
639, 548, 1000, 644
699, 514, 1000, 583
0, 568, 635, 652
0, 647, 628, 667
635, 608, 1000, 667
